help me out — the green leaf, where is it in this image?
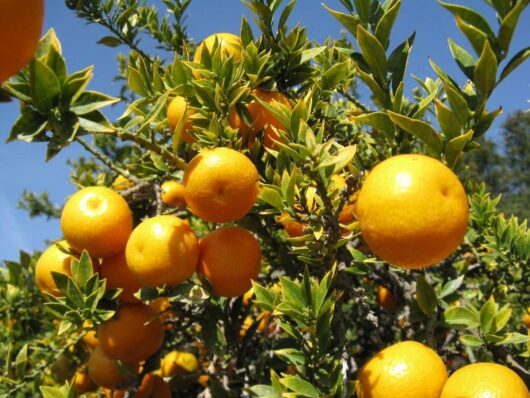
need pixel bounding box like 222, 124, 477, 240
97, 36, 123, 48
356, 67, 388, 106
441, 80, 470, 125
474, 40, 497, 96
387, 111, 442, 153
353, 112, 395, 138
480, 296, 497, 334
258, 186, 283, 211
375, 0, 401, 49
491, 307, 512, 333
460, 334, 484, 347
280, 276, 306, 309
495, 332, 530, 346
438, 1, 495, 37
357, 25, 388, 84
416, 275, 437, 316
252, 281, 276, 311
248, 385, 282, 398
62, 66, 94, 105
318, 145, 357, 174
434, 99, 461, 139
171, 56, 188, 86
78, 110, 115, 133
15, 344, 28, 379
7, 110, 47, 143
321, 61, 351, 91
278, 0, 296, 30
128, 67, 148, 97
498, 2, 525, 54
445, 129, 474, 168
300, 46, 327, 64
70, 91, 120, 115
322, 4, 361, 38
279, 375, 320, 398
448, 39, 476, 80
354, 0, 373, 23
388, 32, 415, 92
240, 16, 254, 46
499, 47, 530, 83
439, 275, 464, 298
71, 251, 93, 290
454, 16, 488, 56
444, 306, 480, 328
275, 348, 306, 366
30, 58, 61, 114
474, 106, 503, 137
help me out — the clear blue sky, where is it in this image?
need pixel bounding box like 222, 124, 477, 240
0, 0, 528, 260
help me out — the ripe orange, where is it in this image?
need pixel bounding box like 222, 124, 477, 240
228, 89, 292, 148
356, 155, 468, 268
149, 297, 176, 329
160, 180, 187, 208
167, 96, 195, 143
183, 147, 259, 223
73, 369, 96, 393
356, 341, 448, 398
61, 186, 133, 258
0, 0, 44, 83
134, 373, 172, 398
160, 351, 199, 377
193, 32, 242, 65
523, 307, 530, 329
440, 362, 529, 398
126, 215, 199, 288
87, 346, 137, 389
82, 320, 99, 349
376, 285, 398, 312
276, 213, 306, 238
98, 303, 164, 363
112, 175, 134, 191
198, 227, 261, 297
100, 252, 143, 303
35, 241, 98, 296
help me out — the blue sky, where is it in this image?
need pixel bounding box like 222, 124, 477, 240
0, 0, 528, 260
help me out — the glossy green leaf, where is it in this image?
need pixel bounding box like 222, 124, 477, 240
498, 2, 525, 54
438, 1, 495, 36
70, 91, 120, 115
97, 36, 122, 48
444, 306, 480, 328
258, 186, 283, 211
375, 0, 401, 49
322, 4, 361, 38
387, 111, 442, 153
434, 99, 461, 139
354, 0, 373, 23
128, 67, 148, 97
442, 80, 470, 125
353, 112, 395, 138
491, 307, 512, 333
448, 39, 476, 80
357, 25, 388, 84
30, 59, 61, 114
279, 376, 321, 398
416, 275, 437, 316
71, 251, 94, 290
388, 32, 415, 91
439, 275, 464, 298
356, 67, 388, 107
480, 296, 497, 334
496, 332, 530, 346
78, 110, 115, 133
460, 334, 484, 347
7, 110, 48, 143
474, 40, 497, 96
499, 47, 530, 82
445, 129, 473, 168
455, 16, 488, 56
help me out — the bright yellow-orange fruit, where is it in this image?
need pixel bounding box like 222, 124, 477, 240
73, 369, 96, 393
100, 252, 142, 303
183, 147, 259, 223
35, 241, 98, 296
126, 215, 199, 288
134, 373, 171, 398
356, 341, 448, 398
98, 303, 164, 363
112, 175, 134, 191
82, 320, 99, 349
149, 297, 176, 329
61, 186, 133, 258
161, 180, 187, 208
356, 155, 468, 269
198, 227, 261, 297
228, 89, 292, 148
276, 213, 306, 238
440, 362, 529, 398
0, 0, 44, 83
523, 307, 530, 329
167, 96, 195, 143
193, 33, 242, 65
160, 351, 199, 377
87, 346, 137, 389
376, 285, 398, 312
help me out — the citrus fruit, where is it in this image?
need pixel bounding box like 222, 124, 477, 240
61, 186, 133, 258
160, 180, 187, 208
356, 341, 448, 398
160, 351, 199, 377
35, 241, 97, 296
149, 297, 176, 329
193, 32, 242, 65
198, 227, 261, 297
82, 320, 99, 349
134, 373, 171, 398
523, 307, 530, 329
98, 303, 164, 363
112, 175, 134, 191
125, 215, 199, 288
276, 213, 306, 238
376, 285, 398, 312
73, 369, 96, 393
167, 96, 195, 143
87, 346, 137, 389
0, 0, 44, 83
100, 252, 143, 303
440, 362, 529, 398
228, 89, 292, 148
183, 147, 259, 223
356, 154, 469, 268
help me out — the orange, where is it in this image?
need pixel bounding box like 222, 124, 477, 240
440, 362, 529, 398
73, 369, 96, 393
523, 307, 530, 329
149, 297, 176, 329
228, 89, 292, 148
376, 285, 398, 312
193, 32, 242, 65
87, 346, 137, 389
98, 303, 164, 363
183, 147, 259, 223
356, 341, 447, 398
61, 186, 133, 258
356, 155, 468, 268
276, 213, 306, 238
134, 373, 171, 398
167, 96, 195, 143
160, 180, 187, 208
198, 374, 209, 387
112, 175, 134, 191
0, 0, 44, 83
125, 215, 199, 288
100, 252, 143, 303
35, 241, 98, 296
160, 351, 199, 377
198, 227, 261, 297
82, 320, 99, 349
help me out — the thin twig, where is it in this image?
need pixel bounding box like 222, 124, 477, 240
119, 132, 187, 170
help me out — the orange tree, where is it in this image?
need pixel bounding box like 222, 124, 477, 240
1, 0, 530, 397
